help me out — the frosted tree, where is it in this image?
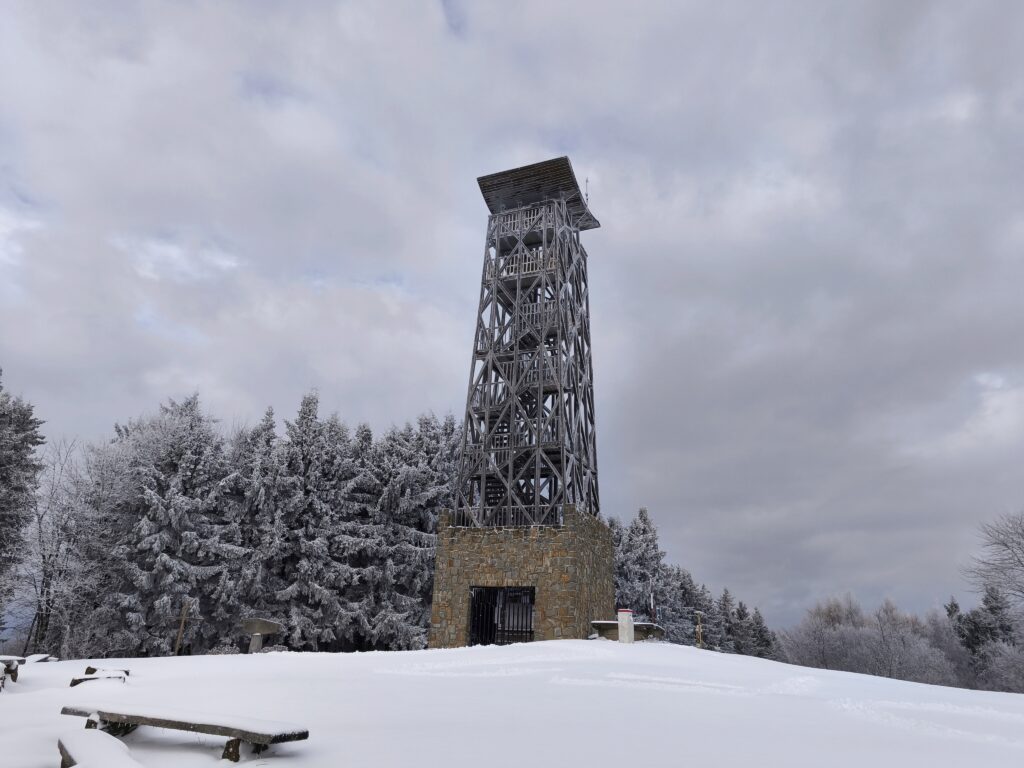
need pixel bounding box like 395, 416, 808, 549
731, 601, 754, 655
15, 440, 92, 655
228, 408, 280, 618
782, 596, 957, 685
717, 588, 736, 653
750, 608, 784, 659
951, 584, 1016, 656
269, 393, 355, 651
359, 416, 455, 650
0, 370, 44, 614
101, 396, 243, 656
617, 508, 665, 621
976, 641, 1024, 692
967, 512, 1024, 606
657, 565, 697, 644
699, 586, 725, 650
608, 516, 626, 605
607, 507, 777, 652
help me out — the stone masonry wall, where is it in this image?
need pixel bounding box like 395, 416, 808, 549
429, 505, 615, 648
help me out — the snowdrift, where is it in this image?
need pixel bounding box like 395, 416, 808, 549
3, 640, 1023, 766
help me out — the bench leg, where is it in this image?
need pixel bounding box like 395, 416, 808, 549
9, 667, 17, 683
222, 738, 241, 762
85, 718, 98, 730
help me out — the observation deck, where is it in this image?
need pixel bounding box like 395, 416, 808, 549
478, 156, 600, 231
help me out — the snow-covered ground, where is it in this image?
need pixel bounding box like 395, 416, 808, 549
3, 640, 1024, 766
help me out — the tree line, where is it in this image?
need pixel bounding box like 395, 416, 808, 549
782, 536, 1024, 693
2, 372, 786, 660
610, 508, 782, 659
3, 383, 459, 658
11, 368, 1024, 694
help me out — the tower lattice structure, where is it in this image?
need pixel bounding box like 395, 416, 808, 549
454, 157, 600, 527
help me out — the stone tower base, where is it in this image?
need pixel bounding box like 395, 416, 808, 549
429, 505, 615, 648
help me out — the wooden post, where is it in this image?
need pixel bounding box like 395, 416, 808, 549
21, 610, 38, 657
173, 600, 190, 656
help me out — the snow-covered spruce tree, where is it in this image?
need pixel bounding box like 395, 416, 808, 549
0, 370, 44, 614
608, 507, 778, 652
716, 588, 737, 653
657, 564, 697, 644
328, 420, 384, 650
228, 408, 280, 621
616, 508, 665, 621
347, 415, 457, 651
63, 428, 139, 658
376, 413, 459, 647
731, 600, 754, 655
699, 586, 726, 650
608, 515, 627, 603
270, 394, 356, 651
100, 396, 244, 656
951, 584, 1016, 656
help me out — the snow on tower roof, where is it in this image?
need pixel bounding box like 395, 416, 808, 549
477, 156, 600, 231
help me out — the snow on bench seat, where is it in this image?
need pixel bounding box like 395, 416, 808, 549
26, 653, 58, 663
62, 703, 309, 761
58, 729, 144, 768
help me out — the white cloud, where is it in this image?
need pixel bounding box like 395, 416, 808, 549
0, 207, 40, 267
113, 236, 240, 283
903, 373, 1024, 462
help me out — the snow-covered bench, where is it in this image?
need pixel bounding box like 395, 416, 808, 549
62, 703, 309, 762
57, 729, 144, 768
85, 665, 129, 676
0, 655, 25, 685
70, 666, 130, 687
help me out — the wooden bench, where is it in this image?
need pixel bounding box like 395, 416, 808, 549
58, 729, 144, 768
0, 655, 25, 684
85, 665, 129, 676
62, 703, 309, 762
70, 666, 130, 687
70, 669, 128, 687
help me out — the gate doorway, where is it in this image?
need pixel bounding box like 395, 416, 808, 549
469, 587, 535, 646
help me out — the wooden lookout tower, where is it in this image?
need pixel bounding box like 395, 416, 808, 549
429, 157, 615, 648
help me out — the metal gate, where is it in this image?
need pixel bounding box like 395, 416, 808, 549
469, 587, 535, 646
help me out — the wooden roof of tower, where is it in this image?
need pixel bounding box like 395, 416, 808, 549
477, 156, 600, 231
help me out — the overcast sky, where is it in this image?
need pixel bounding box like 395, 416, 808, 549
2, 1, 1023, 626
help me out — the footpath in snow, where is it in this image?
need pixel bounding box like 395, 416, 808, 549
2, 640, 1024, 767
